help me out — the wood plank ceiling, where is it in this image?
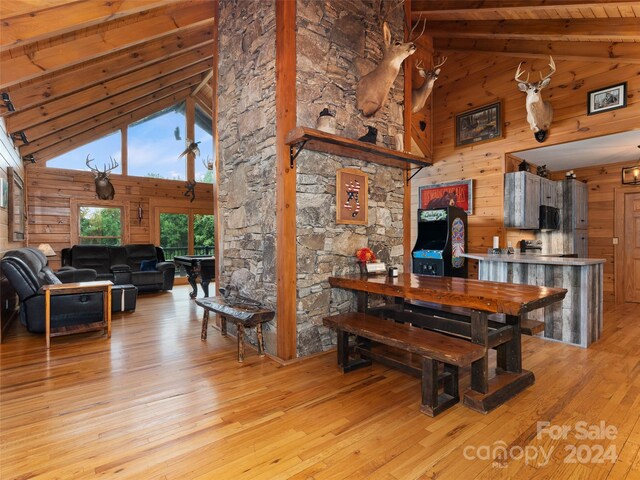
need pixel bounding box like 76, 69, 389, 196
0, 1, 638, 165
0, 0, 215, 163
412, 0, 640, 63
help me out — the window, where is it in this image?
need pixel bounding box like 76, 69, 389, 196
194, 105, 214, 184
47, 131, 122, 173
128, 103, 187, 180
79, 206, 123, 245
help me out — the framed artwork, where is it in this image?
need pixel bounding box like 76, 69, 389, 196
455, 101, 502, 147
419, 179, 473, 215
0, 176, 7, 208
587, 82, 626, 115
336, 168, 368, 225
7, 167, 26, 241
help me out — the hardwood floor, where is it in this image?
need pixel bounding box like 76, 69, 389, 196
1, 285, 639, 479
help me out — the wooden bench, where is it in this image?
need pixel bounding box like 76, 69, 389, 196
323, 312, 486, 417
196, 296, 274, 362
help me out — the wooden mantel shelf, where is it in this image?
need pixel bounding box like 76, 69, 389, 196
285, 126, 432, 170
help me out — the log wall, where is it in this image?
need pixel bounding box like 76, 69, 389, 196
24, 165, 214, 270
410, 53, 639, 295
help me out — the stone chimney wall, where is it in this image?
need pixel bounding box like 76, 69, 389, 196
217, 0, 278, 352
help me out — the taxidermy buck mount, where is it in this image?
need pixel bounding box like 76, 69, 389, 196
515, 56, 556, 143
411, 56, 447, 113
86, 155, 118, 200
356, 1, 425, 117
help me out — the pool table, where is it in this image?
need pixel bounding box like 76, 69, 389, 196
173, 255, 215, 299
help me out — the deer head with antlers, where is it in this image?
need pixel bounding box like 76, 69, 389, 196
356, 1, 424, 117
86, 155, 118, 200
515, 56, 556, 143
411, 56, 446, 113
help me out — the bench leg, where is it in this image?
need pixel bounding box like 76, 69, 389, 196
337, 330, 371, 373
201, 310, 210, 340
420, 358, 460, 417
221, 316, 227, 336
256, 323, 265, 357
237, 323, 245, 362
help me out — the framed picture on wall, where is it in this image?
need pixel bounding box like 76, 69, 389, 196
419, 179, 473, 215
7, 167, 26, 241
455, 101, 502, 147
587, 82, 626, 115
336, 168, 368, 225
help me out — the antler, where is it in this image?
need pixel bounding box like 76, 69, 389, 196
415, 59, 425, 71
379, 0, 405, 25
102, 156, 119, 174
514, 62, 530, 84
539, 55, 556, 82
408, 13, 426, 42
85, 155, 99, 173
202, 155, 213, 170
433, 56, 447, 69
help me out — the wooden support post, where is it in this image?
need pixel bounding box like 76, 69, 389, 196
403, 0, 413, 275
275, 0, 297, 361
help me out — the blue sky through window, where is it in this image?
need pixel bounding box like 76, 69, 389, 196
47, 131, 122, 173
128, 106, 187, 180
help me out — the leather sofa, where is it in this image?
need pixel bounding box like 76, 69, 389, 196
1, 248, 104, 333
61, 244, 175, 292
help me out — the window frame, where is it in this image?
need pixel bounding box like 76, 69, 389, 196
70, 199, 130, 246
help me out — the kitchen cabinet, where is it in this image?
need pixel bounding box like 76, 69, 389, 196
563, 179, 588, 229
504, 171, 541, 229
573, 229, 588, 258
540, 177, 559, 207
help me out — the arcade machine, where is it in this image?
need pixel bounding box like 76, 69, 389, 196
412, 206, 468, 278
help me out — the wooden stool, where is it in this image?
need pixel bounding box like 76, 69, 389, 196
196, 297, 274, 362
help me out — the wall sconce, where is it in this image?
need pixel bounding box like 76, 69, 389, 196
11, 131, 28, 144
137, 203, 143, 224
622, 165, 640, 185
1, 92, 15, 112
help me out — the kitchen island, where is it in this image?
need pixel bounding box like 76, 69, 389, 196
462, 253, 604, 347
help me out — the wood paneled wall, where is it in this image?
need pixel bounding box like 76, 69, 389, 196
411, 53, 639, 283
549, 161, 640, 304
25, 165, 214, 270
0, 119, 25, 253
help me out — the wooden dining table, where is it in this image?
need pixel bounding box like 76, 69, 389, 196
328, 273, 567, 413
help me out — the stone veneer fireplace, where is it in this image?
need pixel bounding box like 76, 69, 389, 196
217, 0, 407, 357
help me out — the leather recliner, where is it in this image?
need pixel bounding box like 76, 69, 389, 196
1, 248, 104, 333
60, 244, 175, 292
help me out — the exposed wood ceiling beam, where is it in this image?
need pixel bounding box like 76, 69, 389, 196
422, 19, 640, 42
0, 1, 215, 89
433, 38, 640, 63
191, 70, 214, 97
412, 1, 639, 20
22, 73, 204, 143
7, 58, 213, 132
0, 0, 172, 52
3, 25, 213, 110
413, 0, 633, 9
34, 88, 193, 163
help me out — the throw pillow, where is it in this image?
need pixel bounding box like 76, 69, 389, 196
140, 259, 157, 271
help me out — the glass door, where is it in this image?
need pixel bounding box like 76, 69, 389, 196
155, 207, 214, 279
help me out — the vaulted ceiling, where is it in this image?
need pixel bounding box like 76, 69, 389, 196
0, 1, 638, 165
412, 0, 640, 63
0, 0, 215, 163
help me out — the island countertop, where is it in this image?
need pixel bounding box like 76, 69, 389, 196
462, 253, 605, 267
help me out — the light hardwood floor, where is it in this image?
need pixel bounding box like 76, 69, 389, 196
1, 285, 639, 479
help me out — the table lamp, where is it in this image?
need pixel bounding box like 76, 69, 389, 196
37, 243, 56, 257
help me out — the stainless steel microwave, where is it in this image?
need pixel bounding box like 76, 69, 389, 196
539, 205, 560, 230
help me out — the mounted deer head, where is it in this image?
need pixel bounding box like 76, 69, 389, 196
86, 155, 118, 200
411, 56, 447, 113
356, 1, 424, 117
515, 56, 556, 142
202, 155, 213, 170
